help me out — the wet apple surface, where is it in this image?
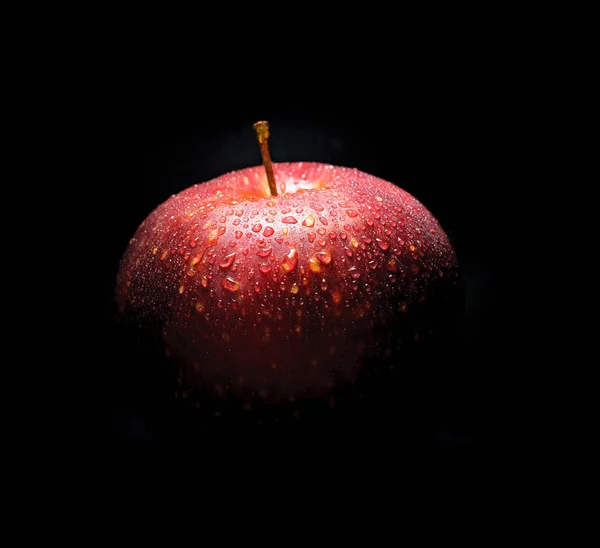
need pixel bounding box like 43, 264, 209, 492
116, 162, 460, 406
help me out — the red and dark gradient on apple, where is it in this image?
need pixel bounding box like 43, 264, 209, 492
116, 121, 461, 407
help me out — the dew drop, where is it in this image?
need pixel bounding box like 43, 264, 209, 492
317, 228, 326, 236
329, 232, 337, 239
321, 280, 328, 291
308, 257, 321, 273
218, 226, 226, 236
346, 210, 358, 218
349, 267, 361, 279
377, 239, 389, 251
221, 276, 240, 292
252, 223, 262, 233
368, 260, 378, 270
219, 252, 236, 269
314, 204, 324, 212
259, 264, 272, 274
275, 236, 284, 244
290, 283, 299, 294
207, 229, 219, 246
195, 301, 204, 312
282, 248, 298, 272
316, 250, 332, 264
302, 215, 315, 227
319, 217, 328, 226
308, 233, 316, 243
282, 216, 298, 224
256, 247, 272, 258
263, 226, 274, 237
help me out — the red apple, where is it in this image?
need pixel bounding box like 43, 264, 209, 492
116, 158, 461, 409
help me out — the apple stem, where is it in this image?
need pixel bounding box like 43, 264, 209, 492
253, 120, 278, 196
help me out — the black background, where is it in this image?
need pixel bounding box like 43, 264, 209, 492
74, 39, 528, 451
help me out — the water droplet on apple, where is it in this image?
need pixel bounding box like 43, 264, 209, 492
282, 216, 298, 224
321, 280, 328, 291
282, 248, 298, 272
302, 215, 315, 227
219, 253, 236, 269
308, 233, 316, 243
316, 250, 332, 265
319, 217, 328, 226
252, 223, 262, 233
349, 267, 361, 279
256, 247, 272, 258
221, 277, 240, 292
346, 210, 358, 218
259, 264, 272, 274
308, 257, 321, 273
218, 226, 226, 236
263, 226, 274, 237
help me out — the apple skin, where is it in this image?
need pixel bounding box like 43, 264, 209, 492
116, 162, 461, 407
